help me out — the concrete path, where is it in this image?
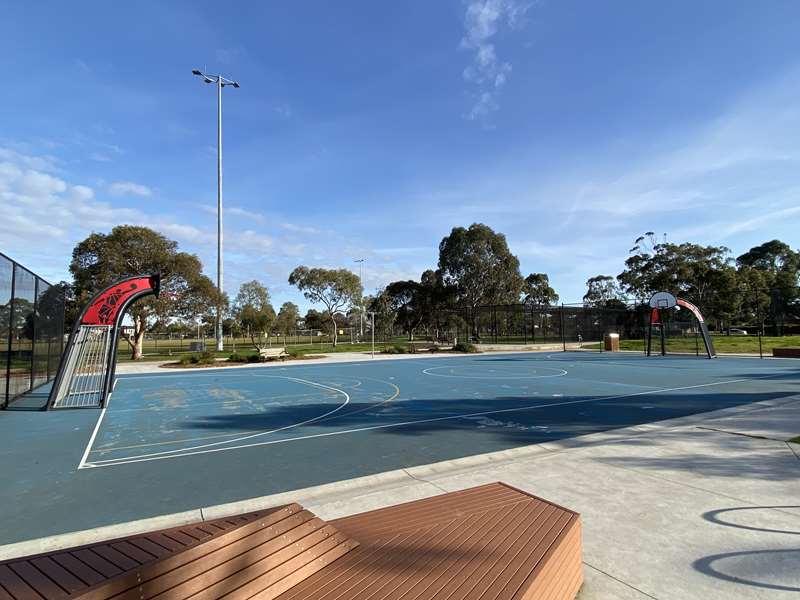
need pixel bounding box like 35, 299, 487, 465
4, 393, 799, 598
303, 397, 800, 599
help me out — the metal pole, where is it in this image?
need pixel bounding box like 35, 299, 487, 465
756, 287, 764, 359
4, 264, 16, 408
216, 77, 224, 352
369, 312, 375, 358
354, 258, 365, 339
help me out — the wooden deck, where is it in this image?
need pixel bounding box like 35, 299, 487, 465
0, 483, 581, 600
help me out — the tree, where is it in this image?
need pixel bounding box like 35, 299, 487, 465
583, 275, 626, 308
385, 280, 425, 340
275, 302, 300, 335
233, 281, 275, 350
302, 309, 326, 332
368, 290, 396, 344
522, 273, 559, 306
69, 225, 222, 359
288, 267, 362, 346
438, 223, 523, 335
737, 240, 800, 332
617, 242, 739, 320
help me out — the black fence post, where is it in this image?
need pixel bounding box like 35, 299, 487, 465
756, 288, 764, 359
5, 263, 16, 408
30, 277, 38, 390
560, 304, 566, 352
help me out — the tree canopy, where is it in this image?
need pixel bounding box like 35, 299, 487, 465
275, 302, 300, 334
438, 223, 524, 311
233, 280, 276, 350
69, 225, 220, 359
522, 273, 559, 306
288, 266, 362, 345
583, 275, 626, 308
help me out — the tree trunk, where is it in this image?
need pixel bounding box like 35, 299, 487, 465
331, 316, 338, 346
127, 314, 145, 360
250, 334, 264, 352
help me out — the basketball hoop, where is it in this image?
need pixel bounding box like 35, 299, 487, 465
648, 291, 677, 309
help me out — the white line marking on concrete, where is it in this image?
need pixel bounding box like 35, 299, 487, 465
85, 376, 752, 468
83, 377, 350, 467
422, 366, 567, 379
78, 405, 108, 469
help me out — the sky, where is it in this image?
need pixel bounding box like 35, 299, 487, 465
2, 1, 800, 312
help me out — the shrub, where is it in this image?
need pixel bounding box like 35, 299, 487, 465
247, 354, 263, 363
382, 344, 408, 354
228, 352, 247, 363
453, 342, 479, 353
287, 348, 303, 358
179, 351, 217, 365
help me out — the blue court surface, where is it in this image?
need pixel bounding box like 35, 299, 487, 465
3, 351, 800, 544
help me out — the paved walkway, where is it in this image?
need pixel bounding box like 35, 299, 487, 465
244, 396, 800, 599
4, 376, 799, 598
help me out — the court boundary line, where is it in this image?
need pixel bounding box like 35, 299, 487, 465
77, 379, 119, 469
79, 376, 351, 469
88, 378, 400, 455
422, 365, 567, 379
83, 376, 753, 469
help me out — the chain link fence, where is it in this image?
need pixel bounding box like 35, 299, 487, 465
1, 253, 65, 409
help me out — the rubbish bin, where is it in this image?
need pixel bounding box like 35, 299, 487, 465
604, 333, 620, 352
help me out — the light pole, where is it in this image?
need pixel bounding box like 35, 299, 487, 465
368, 311, 376, 358
192, 68, 240, 352
354, 258, 365, 339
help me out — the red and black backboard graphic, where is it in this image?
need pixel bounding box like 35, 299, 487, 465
81, 275, 160, 326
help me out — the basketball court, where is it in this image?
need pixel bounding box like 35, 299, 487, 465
2, 350, 800, 545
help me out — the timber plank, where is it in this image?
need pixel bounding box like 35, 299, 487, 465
30, 557, 86, 595
50, 554, 105, 587
408, 502, 551, 600
70, 550, 123, 580
73, 509, 313, 600
0, 564, 45, 600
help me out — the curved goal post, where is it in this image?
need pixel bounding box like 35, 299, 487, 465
646, 291, 716, 359
48, 274, 160, 409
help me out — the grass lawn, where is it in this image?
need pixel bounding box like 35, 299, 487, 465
586, 335, 799, 355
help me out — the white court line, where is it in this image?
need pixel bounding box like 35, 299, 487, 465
81, 376, 350, 469
77, 380, 118, 469
89, 377, 398, 454
83, 376, 753, 468
422, 366, 567, 379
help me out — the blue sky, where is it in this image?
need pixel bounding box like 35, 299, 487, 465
2, 1, 800, 311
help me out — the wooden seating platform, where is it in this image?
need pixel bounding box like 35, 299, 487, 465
773, 347, 800, 358
0, 483, 582, 600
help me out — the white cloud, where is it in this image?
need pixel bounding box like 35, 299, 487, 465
0, 147, 60, 173
282, 222, 321, 235
70, 185, 94, 200
227, 206, 266, 222
108, 181, 152, 197
461, 0, 530, 121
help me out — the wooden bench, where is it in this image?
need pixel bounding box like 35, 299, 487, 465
0, 483, 582, 600
773, 347, 800, 358
259, 347, 288, 360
